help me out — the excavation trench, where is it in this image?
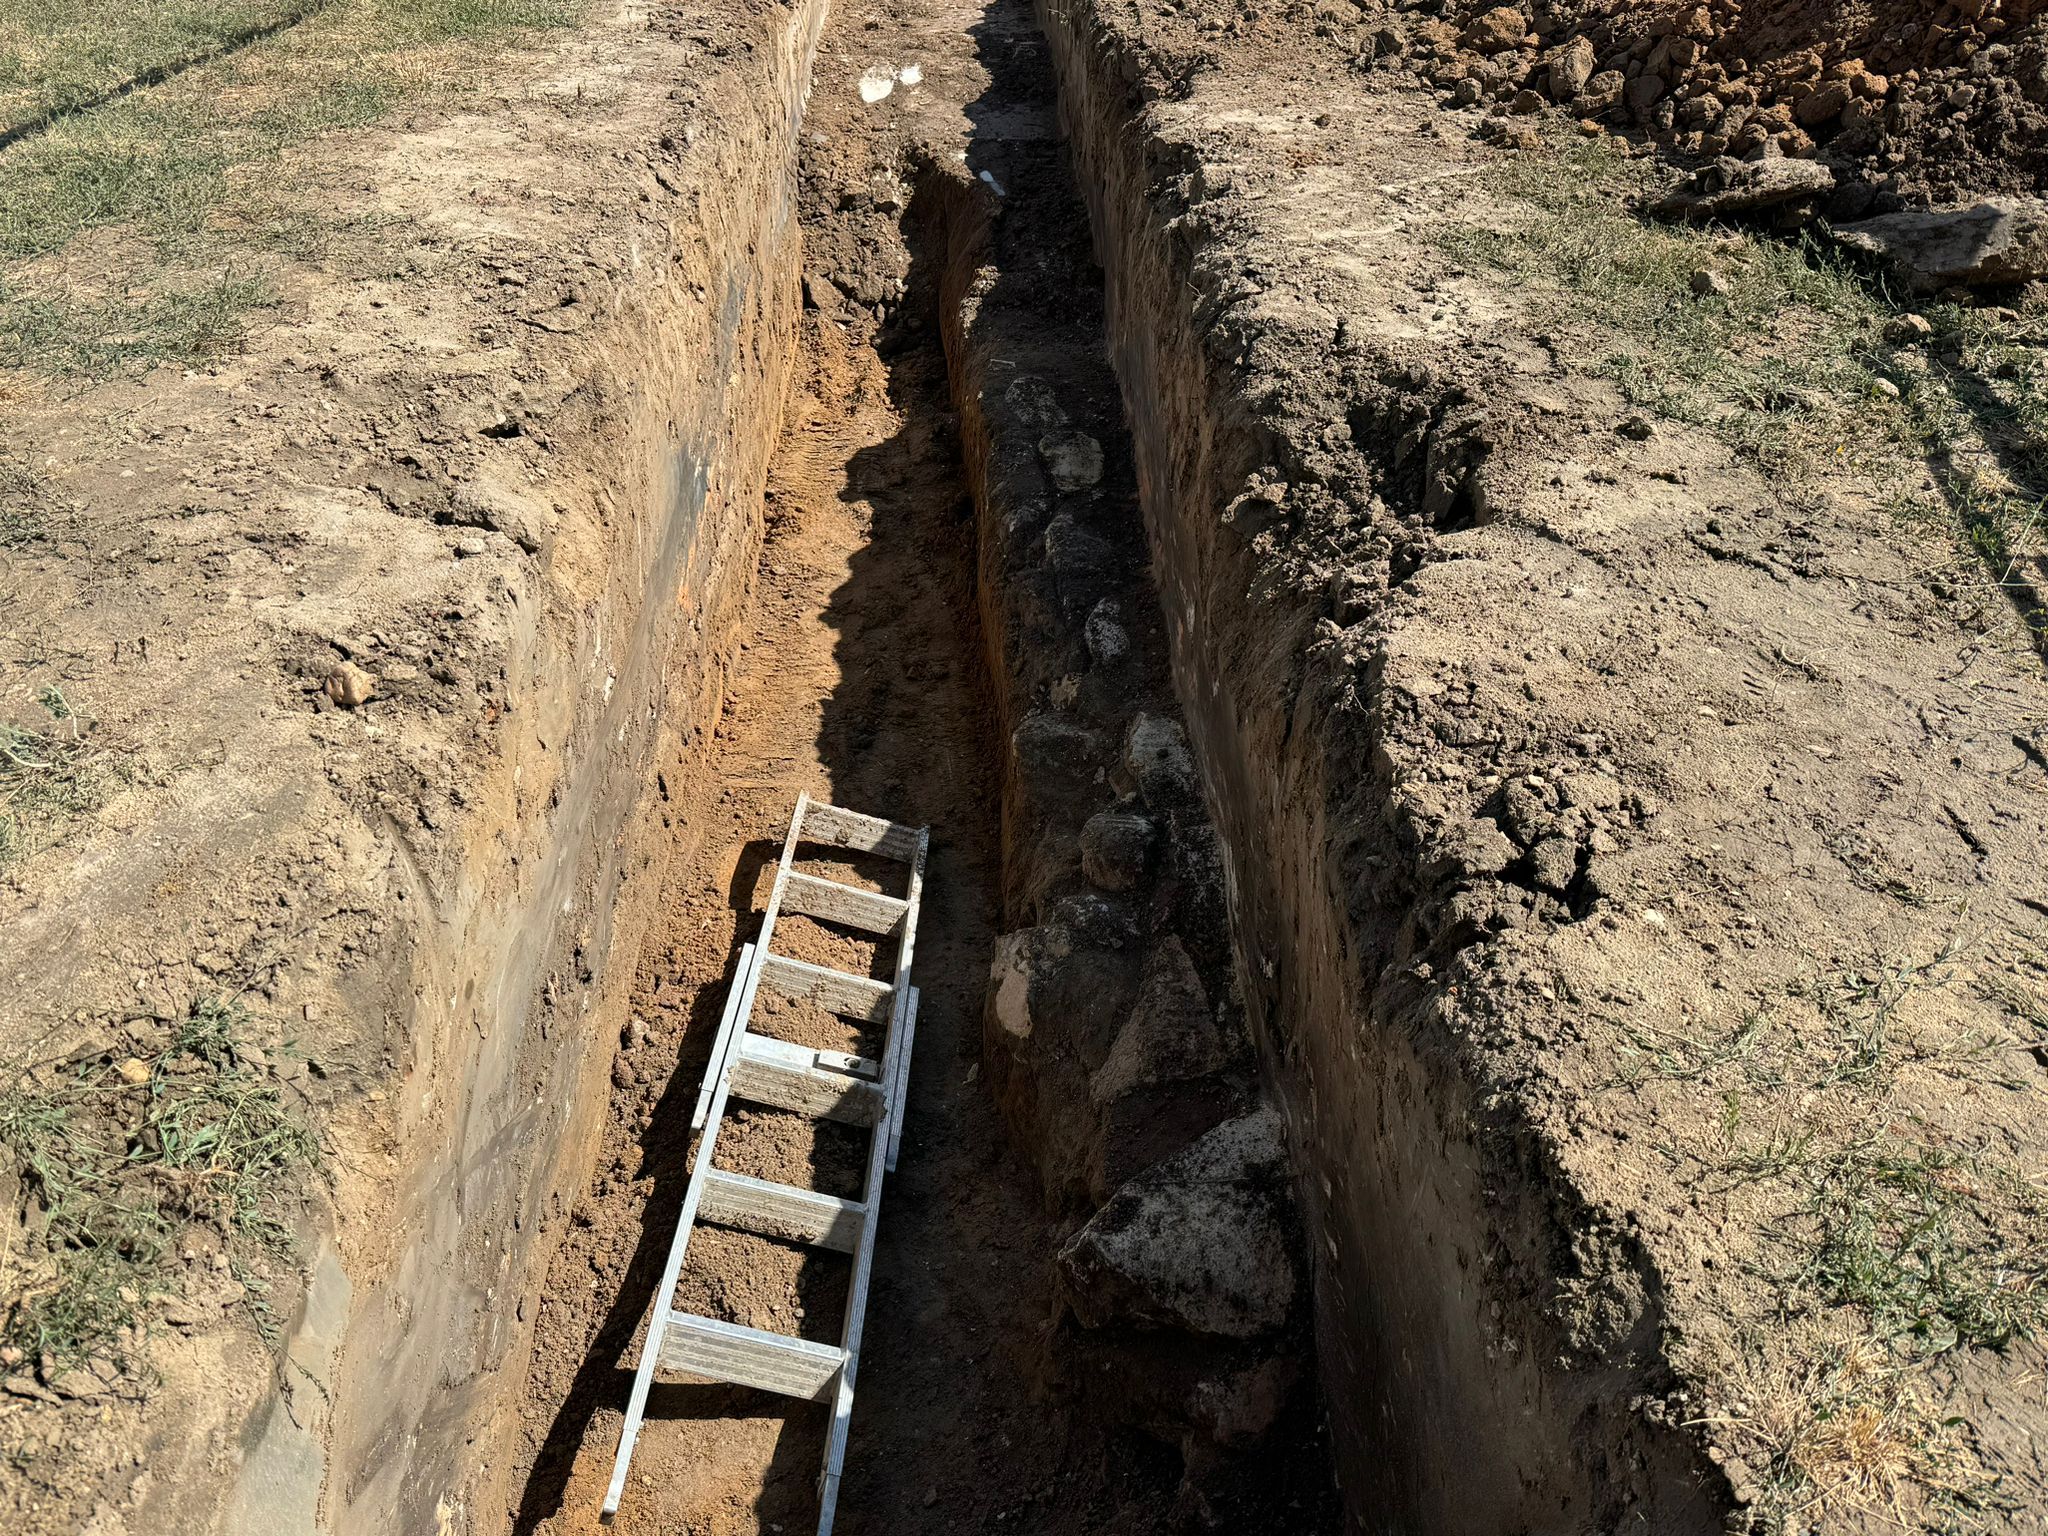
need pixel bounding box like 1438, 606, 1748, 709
500, 1, 1334, 1530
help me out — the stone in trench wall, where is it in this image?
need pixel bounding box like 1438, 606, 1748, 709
913, 153, 1330, 1512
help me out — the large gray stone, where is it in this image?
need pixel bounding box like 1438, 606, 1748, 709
1649, 157, 1836, 223
1079, 809, 1155, 891
1058, 1106, 1299, 1337
1831, 200, 2048, 293
1122, 712, 1199, 807
1091, 937, 1229, 1102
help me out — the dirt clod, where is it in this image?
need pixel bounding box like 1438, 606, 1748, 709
322, 661, 376, 708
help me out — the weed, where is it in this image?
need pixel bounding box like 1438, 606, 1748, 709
1609, 935, 2048, 1525
0, 684, 117, 870
0, 994, 318, 1364
1710, 1334, 2002, 1533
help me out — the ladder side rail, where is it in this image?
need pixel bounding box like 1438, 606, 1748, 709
885, 985, 919, 1174
601, 937, 759, 1519
817, 826, 928, 1535
691, 942, 759, 1132
814, 991, 907, 1536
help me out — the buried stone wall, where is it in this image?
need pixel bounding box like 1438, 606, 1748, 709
911, 86, 1337, 1517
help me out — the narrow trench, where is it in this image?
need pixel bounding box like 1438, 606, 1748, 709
506, 2, 1333, 1531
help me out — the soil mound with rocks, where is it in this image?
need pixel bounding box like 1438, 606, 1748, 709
1392, 1, 2048, 204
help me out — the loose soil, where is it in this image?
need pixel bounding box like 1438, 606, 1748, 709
1403, 1, 2048, 200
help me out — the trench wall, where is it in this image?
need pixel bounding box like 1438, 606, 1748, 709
251, 5, 830, 1529
1033, 3, 1721, 1531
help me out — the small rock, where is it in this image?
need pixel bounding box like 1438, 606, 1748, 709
1084, 600, 1130, 667
1547, 36, 1597, 100
1884, 313, 1934, 343
1452, 77, 1483, 108
114, 1057, 151, 1086
802, 271, 844, 315
324, 661, 377, 709
1625, 74, 1668, 116
1579, 70, 1626, 114
1478, 116, 1541, 150
454, 536, 487, 558
1123, 715, 1199, 807
1650, 156, 1836, 223
1793, 79, 1853, 127
1509, 89, 1546, 115
1618, 414, 1657, 441
1871, 377, 1902, 400
1690, 268, 1729, 297
1037, 430, 1103, 492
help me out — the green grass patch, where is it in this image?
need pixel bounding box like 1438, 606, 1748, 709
0, 0, 318, 137
1614, 937, 2048, 1528
0, 0, 579, 379
0, 685, 119, 870
0, 995, 318, 1365
1437, 133, 2048, 640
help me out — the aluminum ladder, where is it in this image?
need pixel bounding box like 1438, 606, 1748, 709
601, 792, 927, 1533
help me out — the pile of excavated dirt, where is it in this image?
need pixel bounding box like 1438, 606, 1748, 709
1392, 0, 2048, 202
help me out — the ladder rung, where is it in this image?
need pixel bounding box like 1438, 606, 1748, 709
781, 870, 908, 935
759, 952, 894, 1024
801, 801, 922, 861
658, 1312, 845, 1400
728, 1033, 887, 1126
699, 1169, 864, 1252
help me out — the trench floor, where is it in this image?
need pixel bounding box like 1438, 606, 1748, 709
506, 114, 1197, 1529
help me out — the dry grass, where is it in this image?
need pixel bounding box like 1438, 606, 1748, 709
1707, 1333, 2002, 1533
1616, 935, 2048, 1530
1436, 130, 2048, 648
0, 0, 579, 377
0, 685, 118, 871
